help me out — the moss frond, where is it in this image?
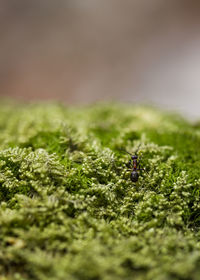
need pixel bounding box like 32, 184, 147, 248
0, 102, 200, 279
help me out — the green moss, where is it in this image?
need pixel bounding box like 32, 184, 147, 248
0, 102, 200, 279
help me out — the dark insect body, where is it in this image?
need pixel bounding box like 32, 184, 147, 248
123, 146, 146, 182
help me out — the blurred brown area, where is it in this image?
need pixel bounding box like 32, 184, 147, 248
0, 0, 200, 117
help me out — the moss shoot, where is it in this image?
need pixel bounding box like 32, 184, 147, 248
0, 102, 200, 280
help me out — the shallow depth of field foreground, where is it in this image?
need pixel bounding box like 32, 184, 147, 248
0, 102, 200, 280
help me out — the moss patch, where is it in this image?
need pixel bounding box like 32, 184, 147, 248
0, 102, 200, 280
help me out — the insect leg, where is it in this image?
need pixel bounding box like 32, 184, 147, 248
137, 168, 148, 173
137, 153, 143, 168
126, 160, 132, 168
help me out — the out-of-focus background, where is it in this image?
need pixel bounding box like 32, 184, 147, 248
1, 0, 200, 118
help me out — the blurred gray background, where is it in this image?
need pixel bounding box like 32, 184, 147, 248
0, 0, 200, 118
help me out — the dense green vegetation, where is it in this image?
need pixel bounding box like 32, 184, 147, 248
0, 102, 200, 280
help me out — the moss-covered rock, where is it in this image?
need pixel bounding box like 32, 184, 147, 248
0, 102, 200, 280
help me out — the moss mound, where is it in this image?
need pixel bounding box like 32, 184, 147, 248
0, 102, 200, 280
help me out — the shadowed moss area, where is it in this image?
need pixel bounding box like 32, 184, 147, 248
0, 102, 200, 280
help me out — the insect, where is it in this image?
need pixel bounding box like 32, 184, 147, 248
122, 146, 146, 182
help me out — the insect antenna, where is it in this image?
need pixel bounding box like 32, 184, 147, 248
135, 144, 141, 155
119, 148, 133, 156
119, 143, 142, 156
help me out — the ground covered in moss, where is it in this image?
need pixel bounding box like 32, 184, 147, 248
0, 102, 200, 280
